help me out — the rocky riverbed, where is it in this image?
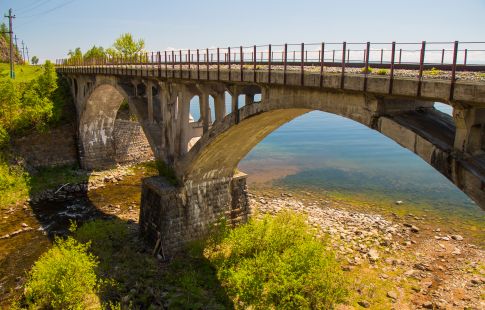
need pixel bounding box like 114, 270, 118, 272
250, 190, 485, 309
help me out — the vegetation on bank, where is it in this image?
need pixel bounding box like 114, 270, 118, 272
15, 212, 348, 309
0, 61, 74, 208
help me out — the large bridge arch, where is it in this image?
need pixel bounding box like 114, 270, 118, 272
177, 86, 484, 209
78, 79, 154, 169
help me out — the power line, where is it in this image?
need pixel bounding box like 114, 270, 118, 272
16, 0, 54, 14
20, 0, 77, 19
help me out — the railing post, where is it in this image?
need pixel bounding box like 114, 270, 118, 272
449, 41, 459, 101
253, 45, 257, 82
240, 46, 243, 82
157, 51, 161, 78
364, 42, 370, 92
171, 50, 175, 78
347, 49, 350, 63
188, 49, 191, 79
283, 43, 288, 85
380, 48, 383, 64
441, 48, 445, 65
228, 46, 231, 81
417, 40, 426, 97
217, 47, 220, 80
332, 50, 335, 63
341, 41, 347, 89
464, 48, 468, 66
300, 43, 304, 85
179, 50, 182, 77
399, 48, 402, 64
389, 41, 396, 94
197, 49, 200, 80
164, 51, 168, 78
319, 42, 325, 87
268, 44, 271, 84
206, 48, 209, 80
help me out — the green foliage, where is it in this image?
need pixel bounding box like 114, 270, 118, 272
204, 212, 348, 309
361, 66, 373, 74
0, 155, 30, 207
67, 47, 83, 63
0, 61, 69, 136
84, 45, 106, 62
0, 23, 8, 42
424, 67, 442, 76
23, 237, 99, 309
111, 33, 145, 57
31, 56, 39, 65
154, 160, 180, 186
376, 69, 388, 75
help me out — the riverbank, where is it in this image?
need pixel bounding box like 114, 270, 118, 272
250, 188, 485, 309
1, 163, 484, 308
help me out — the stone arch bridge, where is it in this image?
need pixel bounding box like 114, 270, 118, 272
58, 56, 485, 256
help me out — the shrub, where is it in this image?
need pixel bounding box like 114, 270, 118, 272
376, 69, 388, 75
23, 237, 99, 309
424, 67, 442, 76
360, 66, 373, 74
204, 211, 348, 309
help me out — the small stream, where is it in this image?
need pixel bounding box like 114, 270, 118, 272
0, 165, 153, 306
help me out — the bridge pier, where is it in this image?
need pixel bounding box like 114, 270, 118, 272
139, 173, 249, 258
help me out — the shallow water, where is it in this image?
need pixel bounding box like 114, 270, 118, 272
225, 101, 485, 242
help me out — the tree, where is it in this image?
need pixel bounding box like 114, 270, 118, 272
67, 47, 83, 63
31, 56, 39, 65
111, 33, 145, 57
83, 45, 105, 62
0, 23, 8, 40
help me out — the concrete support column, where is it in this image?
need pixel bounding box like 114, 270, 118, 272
200, 92, 210, 133
453, 106, 485, 155
231, 91, 240, 123
176, 88, 191, 156
214, 92, 226, 123
147, 81, 154, 123
245, 94, 255, 106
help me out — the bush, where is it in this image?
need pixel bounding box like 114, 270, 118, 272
424, 67, 442, 76
376, 69, 388, 75
23, 237, 100, 309
360, 66, 373, 74
204, 212, 348, 309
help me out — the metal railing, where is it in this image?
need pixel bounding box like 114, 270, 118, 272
56, 41, 485, 100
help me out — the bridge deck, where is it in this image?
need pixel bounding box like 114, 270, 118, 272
57, 64, 485, 106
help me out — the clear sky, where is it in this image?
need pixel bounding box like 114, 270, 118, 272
1, 0, 484, 61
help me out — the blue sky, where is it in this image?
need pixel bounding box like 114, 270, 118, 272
2, 0, 484, 61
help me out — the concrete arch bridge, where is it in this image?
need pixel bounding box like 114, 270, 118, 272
57, 42, 485, 255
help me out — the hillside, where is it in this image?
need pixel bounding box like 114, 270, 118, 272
0, 35, 23, 64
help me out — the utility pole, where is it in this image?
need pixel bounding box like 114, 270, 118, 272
14, 34, 18, 53
21, 40, 25, 61
26, 46, 29, 63
4, 8, 16, 78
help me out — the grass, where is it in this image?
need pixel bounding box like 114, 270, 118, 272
376, 68, 388, 75
15, 212, 349, 309
0, 160, 86, 209
0, 63, 44, 83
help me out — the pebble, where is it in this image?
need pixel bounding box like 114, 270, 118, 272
357, 300, 370, 308
386, 290, 398, 300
